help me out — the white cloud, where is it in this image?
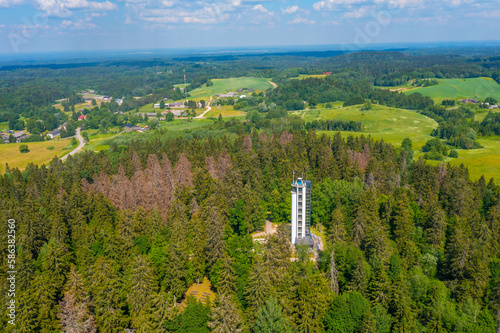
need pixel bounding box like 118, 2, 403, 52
34, 0, 117, 17
61, 17, 99, 28
282, 5, 299, 14
0, 0, 24, 8
313, 0, 366, 11
313, 0, 426, 11
343, 6, 370, 18
288, 17, 315, 24
253, 4, 270, 13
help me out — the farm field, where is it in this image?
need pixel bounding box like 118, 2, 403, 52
0, 139, 74, 173
403, 77, 500, 102
306, 104, 438, 149
204, 105, 244, 118
186, 77, 273, 99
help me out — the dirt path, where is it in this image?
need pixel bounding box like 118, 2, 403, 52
60, 128, 84, 161
268, 81, 277, 89
252, 220, 277, 240
194, 96, 212, 118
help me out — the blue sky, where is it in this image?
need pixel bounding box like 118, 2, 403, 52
0, 0, 499, 53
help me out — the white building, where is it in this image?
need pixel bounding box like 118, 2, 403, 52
291, 175, 312, 245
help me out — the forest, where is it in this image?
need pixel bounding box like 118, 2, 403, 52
1, 125, 500, 332
1, 47, 500, 332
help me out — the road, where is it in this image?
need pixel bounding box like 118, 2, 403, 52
268, 81, 278, 89
194, 96, 212, 118
60, 128, 85, 161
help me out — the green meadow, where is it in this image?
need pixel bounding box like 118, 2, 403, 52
403, 77, 500, 102
419, 138, 500, 181
0, 139, 74, 173
186, 77, 273, 99
304, 105, 438, 150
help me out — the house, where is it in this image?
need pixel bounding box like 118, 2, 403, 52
78, 115, 87, 121
16, 134, 30, 143
460, 98, 479, 104
489, 105, 499, 109
219, 92, 237, 98
146, 113, 157, 117
165, 102, 185, 108
2, 135, 8, 143
165, 110, 182, 117
237, 88, 243, 93
47, 129, 60, 139
115, 99, 123, 106
240, 95, 247, 98
154, 103, 160, 108
324, 72, 333, 75
12, 131, 26, 139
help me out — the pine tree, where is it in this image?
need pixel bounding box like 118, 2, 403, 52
390, 276, 417, 333
90, 257, 127, 332
217, 253, 237, 295
391, 191, 413, 256
245, 255, 272, 312
329, 248, 339, 295
166, 200, 189, 299
254, 297, 292, 333
208, 293, 244, 333
58, 265, 97, 333
127, 255, 158, 315
367, 260, 390, 308
329, 208, 347, 244
149, 292, 180, 332
205, 206, 226, 270
189, 212, 207, 285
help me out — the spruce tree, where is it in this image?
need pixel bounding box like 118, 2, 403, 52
208, 293, 244, 333
254, 297, 292, 333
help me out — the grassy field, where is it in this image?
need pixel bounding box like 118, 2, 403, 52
403, 77, 500, 102
419, 137, 500, 181
0, 139, 74, 173
186, 77, 273, 99
158, 118, 214, 131
204, 105, 244, 118
291, 74, 328, 80
183, 277, 214, 305
305, 105, 438, 149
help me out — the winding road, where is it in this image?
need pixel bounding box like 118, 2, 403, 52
60, 128, 85, 161
194, 96, 213, 118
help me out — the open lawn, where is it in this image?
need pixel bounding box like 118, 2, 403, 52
204, 105, 245, 118
0, 139, 74, 173
403, 77, 500, 102
186, 77, 273, 99
183, 277, 214, 305
306, 104, 438, 149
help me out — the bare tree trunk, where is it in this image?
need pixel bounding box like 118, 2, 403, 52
330, 249, 339, 294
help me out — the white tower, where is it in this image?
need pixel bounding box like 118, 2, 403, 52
291, 174, 311, 245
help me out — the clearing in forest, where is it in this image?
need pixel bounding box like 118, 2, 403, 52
186, 77, 273, 99
403, 77, 500, 101
308, 104, 438, 150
